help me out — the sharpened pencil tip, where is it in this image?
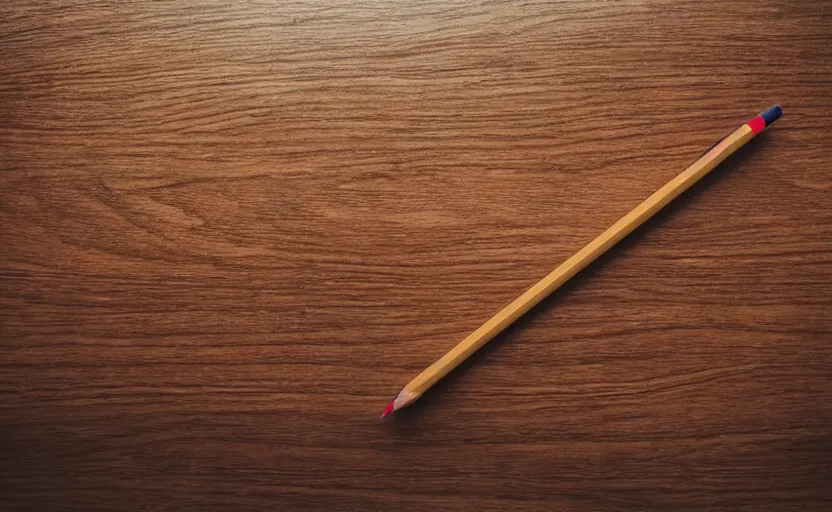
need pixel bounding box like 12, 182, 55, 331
379, 400, 395, 420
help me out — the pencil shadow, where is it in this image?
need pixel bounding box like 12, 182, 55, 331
388, 131, 771, 423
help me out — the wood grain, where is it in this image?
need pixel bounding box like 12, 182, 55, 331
1, 1, 831, 511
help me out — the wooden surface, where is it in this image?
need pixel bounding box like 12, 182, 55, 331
1, 1, 831, 510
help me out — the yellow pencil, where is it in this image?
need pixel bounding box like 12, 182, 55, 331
380, 105, 782, 419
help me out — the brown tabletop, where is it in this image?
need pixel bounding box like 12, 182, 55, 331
2, 2, 830, 511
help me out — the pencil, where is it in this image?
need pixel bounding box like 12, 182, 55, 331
380, 105, 782, 419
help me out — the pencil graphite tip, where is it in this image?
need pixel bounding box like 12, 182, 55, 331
379, 400, 395, 420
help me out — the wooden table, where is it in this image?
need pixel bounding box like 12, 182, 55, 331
2, 2, 830, 511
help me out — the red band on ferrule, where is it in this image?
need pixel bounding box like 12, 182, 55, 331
747, 115, 766, 134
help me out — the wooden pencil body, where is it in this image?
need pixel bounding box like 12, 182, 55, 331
403, 124, 756, 398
